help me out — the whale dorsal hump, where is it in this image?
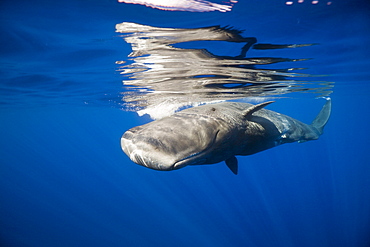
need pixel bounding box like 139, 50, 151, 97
243, 101, 274, 119
225, 156, 238, 175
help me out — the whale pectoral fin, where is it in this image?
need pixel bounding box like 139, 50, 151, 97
243, 101, 275, 119
225, 156, 238, 175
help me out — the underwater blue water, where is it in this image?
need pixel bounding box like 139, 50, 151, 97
1, 0, 370, 246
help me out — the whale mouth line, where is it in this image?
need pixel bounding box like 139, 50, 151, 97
172, 129, 220, 169
173, 152, 205, 169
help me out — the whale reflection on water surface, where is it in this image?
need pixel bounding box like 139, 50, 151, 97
116, 22, 333, 120
117, 0, 237, 12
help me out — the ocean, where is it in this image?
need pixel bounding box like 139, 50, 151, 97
1, 0, 370, 246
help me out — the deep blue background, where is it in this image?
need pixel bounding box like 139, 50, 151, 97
1, 0, 370, 246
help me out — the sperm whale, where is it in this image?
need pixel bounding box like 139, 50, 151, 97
121, 99, 331, 174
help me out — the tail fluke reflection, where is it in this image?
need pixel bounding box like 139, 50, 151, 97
116, 22, 333, 119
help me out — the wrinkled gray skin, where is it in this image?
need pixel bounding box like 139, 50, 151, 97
121, 99, 331, 174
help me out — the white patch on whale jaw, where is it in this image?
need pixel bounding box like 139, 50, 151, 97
121, 135, 179, 171
130, 148, 176, 171
129, 149, 148, 167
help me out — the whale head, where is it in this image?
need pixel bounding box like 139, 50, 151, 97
120, 114, 225, 171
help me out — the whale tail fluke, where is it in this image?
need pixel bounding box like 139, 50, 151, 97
310, 98, 332, 135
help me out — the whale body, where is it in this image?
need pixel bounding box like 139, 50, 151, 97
121, 99, 331, 174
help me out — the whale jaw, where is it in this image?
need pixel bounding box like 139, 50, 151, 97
121, 133, 211, 171
121, 134, 177, 171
